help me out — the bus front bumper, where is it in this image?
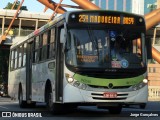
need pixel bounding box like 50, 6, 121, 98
63, 84, 148, 104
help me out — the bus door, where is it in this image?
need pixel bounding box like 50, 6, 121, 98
26, 41, 33, 102
55, 25, 64, 102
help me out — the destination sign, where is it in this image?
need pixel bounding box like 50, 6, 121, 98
68, 11, 145, 26
78, 15, 135, 24
77, 55, 98, 63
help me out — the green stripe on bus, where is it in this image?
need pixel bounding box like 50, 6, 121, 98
73, 74, 144, 87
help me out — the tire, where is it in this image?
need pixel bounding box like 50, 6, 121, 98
108, 105, 122, 114
140, 103, 146, 109
19, 88, 27, 108
28, 102, 36, 108
46, 90, 66, 114
46, 91, 53, 111
46, 91, 58, 114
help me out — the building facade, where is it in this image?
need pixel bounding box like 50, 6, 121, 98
158, 0, 160, 8
92, 0, 159, 15
144, 0, 158, 14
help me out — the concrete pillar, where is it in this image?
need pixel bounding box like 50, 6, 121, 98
2, 17, 5, 35
152, 27, 157, 45
114, 0, 117, 10
98, 0, 101, 8
35, 19, 38, 30
157, 0, 160, 8
106, 0, 108, 10
19, 18, 22, 36
123, 0, 126, 11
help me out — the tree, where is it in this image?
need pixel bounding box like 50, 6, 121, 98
4, 1, 28, 11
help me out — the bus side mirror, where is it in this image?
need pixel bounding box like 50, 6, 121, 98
146, 38, 152, 59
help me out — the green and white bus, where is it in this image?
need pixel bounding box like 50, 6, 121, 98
8, 10, 151, 114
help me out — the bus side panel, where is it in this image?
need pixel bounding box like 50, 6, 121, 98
31, 60, 55, 102
8, 69, 20, 100
20, 67, 27, 101
8, 70, 16, 99
32, 63, 45, 102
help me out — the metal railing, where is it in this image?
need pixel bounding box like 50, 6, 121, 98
148, 64, 160, 101
148, 86, 160, 101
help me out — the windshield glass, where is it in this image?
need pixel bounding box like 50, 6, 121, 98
65, 28, 144, 69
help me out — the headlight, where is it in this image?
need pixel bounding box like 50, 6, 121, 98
73, 82, 87, 90
143, 79, 148, 84
65, 73, 87, 90
67, 77, 74, 83
132, 82, 146, 91
65, 73, 74, 83
80, 84, 87, 90
73, 81, 80, 87
132, 85, 138, 91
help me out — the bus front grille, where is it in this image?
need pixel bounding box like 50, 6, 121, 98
91, 93, 128, 100
92, 97, 127, 100
89, 85, 131, 89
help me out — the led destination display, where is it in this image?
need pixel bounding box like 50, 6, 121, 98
79, 15, 134, 25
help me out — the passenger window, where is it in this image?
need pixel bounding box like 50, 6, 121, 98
42, 32, 48, 60
10, 51, 15, 70
49, 28, 55, 59
14, 50, 17, 69
34, 36, 40, 63
23, 43, 27, 66
19, 46, 23, 67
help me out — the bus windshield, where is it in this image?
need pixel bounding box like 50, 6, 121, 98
65, 27, 145, 70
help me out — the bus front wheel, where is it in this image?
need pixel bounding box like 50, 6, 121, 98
46, 91, 62, 114
46, 91, 66, 114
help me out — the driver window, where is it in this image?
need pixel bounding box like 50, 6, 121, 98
111, 35, 126, 61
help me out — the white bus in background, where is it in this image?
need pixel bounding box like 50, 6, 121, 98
8, 10, 151, 114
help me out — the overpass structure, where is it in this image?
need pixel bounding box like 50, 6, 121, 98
0, 8, 51, 90
0, 9, 51, 45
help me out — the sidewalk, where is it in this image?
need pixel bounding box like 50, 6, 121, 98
0, 96, 12, 102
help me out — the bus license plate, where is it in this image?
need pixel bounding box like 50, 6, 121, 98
103, 92, 117, 98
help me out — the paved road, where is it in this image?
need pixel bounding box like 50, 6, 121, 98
0, 97, 160, 120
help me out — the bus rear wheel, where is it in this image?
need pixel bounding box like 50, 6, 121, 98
19, 88, 27, 108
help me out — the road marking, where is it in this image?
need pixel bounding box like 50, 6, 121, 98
0, 106, 9, 109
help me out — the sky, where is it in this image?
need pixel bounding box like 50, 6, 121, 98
0, 0, 76, 13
